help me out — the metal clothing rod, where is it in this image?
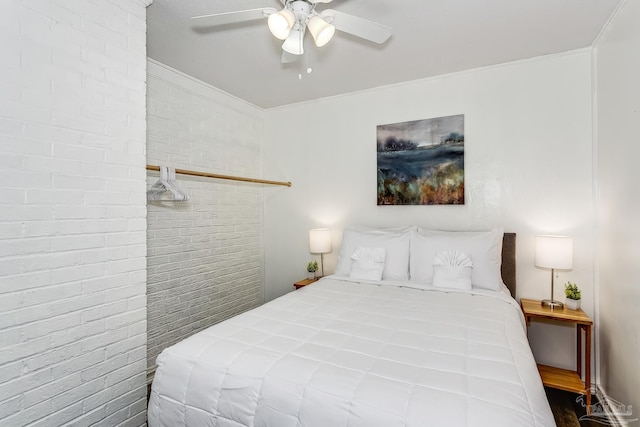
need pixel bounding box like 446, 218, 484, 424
146, 165, 292, 187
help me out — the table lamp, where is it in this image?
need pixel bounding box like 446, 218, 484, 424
309, 228, 332, 277
535, 235, 573, 308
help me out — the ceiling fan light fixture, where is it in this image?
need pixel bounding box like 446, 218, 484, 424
268, 8, 295, 40
307, 15, 335, 47
282, 24, 304, 55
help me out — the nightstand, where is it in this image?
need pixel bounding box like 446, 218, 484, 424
520, 298, 593, 414
293, 277, 317, 289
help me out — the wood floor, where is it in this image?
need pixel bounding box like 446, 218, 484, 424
546, 387, 603, 427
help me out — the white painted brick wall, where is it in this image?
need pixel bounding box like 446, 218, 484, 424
146, 61, 265, 382
0, 0, 151, 425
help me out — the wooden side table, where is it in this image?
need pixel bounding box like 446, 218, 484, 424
294, 277, 317, 289
520, 298, 593, 414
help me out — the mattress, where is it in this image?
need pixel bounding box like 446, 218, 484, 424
148, 277, 555, 427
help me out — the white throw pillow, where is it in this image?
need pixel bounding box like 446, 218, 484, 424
410, 228, 504, 290
432, 251, 473, 290
349, 247, 386, 281
336, 227, 412, 281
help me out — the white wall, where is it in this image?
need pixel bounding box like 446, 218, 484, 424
594, 0, 640, 415
264, 51, 595, 370
0, 0, 150, 425
145, 61, 265, 382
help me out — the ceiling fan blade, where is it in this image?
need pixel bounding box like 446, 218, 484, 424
191, 7, 276, 26
310, 0, 334, 3
321, 9, 391, 44
281, 51, 300, 64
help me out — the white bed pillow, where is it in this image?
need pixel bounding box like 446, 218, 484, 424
349, 247, 386, 281
410, 227, 504, 290
336, 227, 412, 281
432, 251, 473, 290
347, 225, 417, 234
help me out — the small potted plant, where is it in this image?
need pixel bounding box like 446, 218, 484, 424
307, 261, 318, 279
564, 281, 581, 310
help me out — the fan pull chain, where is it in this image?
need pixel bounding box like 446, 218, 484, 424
299, 41, 312, 80
298, 23, 304, 79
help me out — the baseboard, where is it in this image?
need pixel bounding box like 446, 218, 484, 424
582, 385, 638, 427
595, 386, 622, 426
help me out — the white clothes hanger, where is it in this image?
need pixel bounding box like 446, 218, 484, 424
147, 166, 189, 202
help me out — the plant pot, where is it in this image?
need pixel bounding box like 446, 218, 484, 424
565, 298, 581, 310
307, 272, 315, 280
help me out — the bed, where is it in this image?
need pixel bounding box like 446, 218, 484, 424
148, 227, 555, 427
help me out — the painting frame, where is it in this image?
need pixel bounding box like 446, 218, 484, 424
377, 114, 465, 205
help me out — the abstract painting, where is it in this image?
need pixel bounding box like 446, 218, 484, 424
377, 114, 464, 205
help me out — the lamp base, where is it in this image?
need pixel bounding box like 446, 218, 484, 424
541, 299, 564, 309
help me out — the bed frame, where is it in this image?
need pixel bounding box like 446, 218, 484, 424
501, 233, 516, 297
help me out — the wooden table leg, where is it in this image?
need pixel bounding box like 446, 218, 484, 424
585, 324, 592, 415
577, 324, 582, 378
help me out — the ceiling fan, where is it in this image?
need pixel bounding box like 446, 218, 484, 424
192, 0, 392, 62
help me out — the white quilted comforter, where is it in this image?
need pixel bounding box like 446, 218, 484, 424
148, 277, 555, 427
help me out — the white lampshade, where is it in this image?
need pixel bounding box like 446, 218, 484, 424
307, 15, 335, 47
268, 9, 295, 40
535, 235, 573, 269
282, 23, 305, 55
309, 228, 332, 254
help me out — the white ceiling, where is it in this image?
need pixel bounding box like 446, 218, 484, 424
146, 0, 619, 109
